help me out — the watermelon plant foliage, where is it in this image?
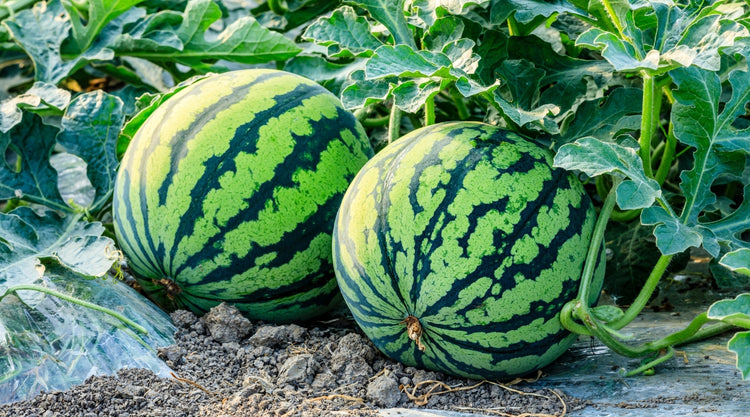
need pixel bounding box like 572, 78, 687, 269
0, 0, 750, 397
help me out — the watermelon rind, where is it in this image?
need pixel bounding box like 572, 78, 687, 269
113, 69, 374, 323
333, 121, 605, 379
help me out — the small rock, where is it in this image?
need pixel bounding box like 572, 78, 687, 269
249, 324, 307, 347
330, 333, 375, 381
412, 369, 440, 385
366, 374, 402, 408
277, 354, 314, 385
223, 341, 241, 353
311, 372, 337, 389
333, 333, 376, 362
331, 356, 372, 381
170, 310, 198, 328
202, 303, 252, 343
157, 345, 185, 364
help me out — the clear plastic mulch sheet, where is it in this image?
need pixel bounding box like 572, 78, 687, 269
0, 266, 176, 404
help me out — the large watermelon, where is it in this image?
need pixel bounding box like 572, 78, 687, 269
332, 121, 604, 379
113, 69, 374, 323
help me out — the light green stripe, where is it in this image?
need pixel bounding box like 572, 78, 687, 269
173, 93, 366, 282
157, 73, 308, 273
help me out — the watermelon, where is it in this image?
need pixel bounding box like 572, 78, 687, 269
113, 69, 374, 323
332, 121, 605, 379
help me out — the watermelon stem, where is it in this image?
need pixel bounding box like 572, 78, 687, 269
401, 315, 426, 351
388, 105, 402, 143
608, 254, 672, 330
449, 86, 471, 120
622, 347, 675, 377
574, 177, 620, 309
638, 72, 657, 178
424, 96, 436, 126
562, 178, 737, 371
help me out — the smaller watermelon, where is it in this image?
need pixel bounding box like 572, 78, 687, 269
113, 69, 374, 323
332, 121, 604, 379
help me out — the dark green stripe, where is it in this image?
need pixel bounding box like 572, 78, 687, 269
115, 170, 165, 280
173, 96, 363, 283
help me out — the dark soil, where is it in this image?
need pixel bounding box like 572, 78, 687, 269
0, 303, 588, 417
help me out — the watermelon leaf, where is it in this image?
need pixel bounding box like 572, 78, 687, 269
640, 206, 706, 256
706, 293, 750, 379
347, 0, 414, 48
302, 5, 383, 58
283, 55, 365, 95
61, 0, 146, 55
553, 137, 661, 210
728, 332, 750, 380
721, 249, 750, 278
648, 65, 750, 256
57, 91, 125, 213
340, 69, 396, 110
3, 0, 138, 84
112, 0, 301, 70
490, 0, 586, 24
365, 44, 453, 79
505, 36, 615, 124
421, 15, 465, 51
555, 87, 642, 146
0, 207, 118, 305
708, 294, 750, 329
0, 113, 68, 211
576, 1, 748, 74
392, 78, 444, 113
0, 82, 71, 133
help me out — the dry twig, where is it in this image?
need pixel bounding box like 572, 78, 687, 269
170, 372, 215, 395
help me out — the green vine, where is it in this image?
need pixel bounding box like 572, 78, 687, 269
561, 178, 737, 374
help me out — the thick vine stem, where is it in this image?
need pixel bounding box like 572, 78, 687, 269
424, 96, 436, 126
576, 177, 620, 305
449, 86, 470, 120
639, 72, 657, 178
624, 347, 675, 377
561, 177, 620, 337
1, 284, 148, 334
560, 300, 593, 336
654, 124, 677, 185
388, 104, 402, 144
361, 114, 391, 128
267, 0, 287, 14
608, 254, 673, 330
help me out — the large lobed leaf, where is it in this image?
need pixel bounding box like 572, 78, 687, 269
0, 207, 117, 299
113, 0, 301, 69
347, 0, 415, 47
643, 64, 750, 257
707, 294, 750, 379
0, 113, 67, 210
556, 62, 750, 258
57, 91, 125, 212
3, 0, 301, 85
303, 5, 382, 58
0, 89, 124, 214
3, 0, 134, 84
576, 1, 748, 74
